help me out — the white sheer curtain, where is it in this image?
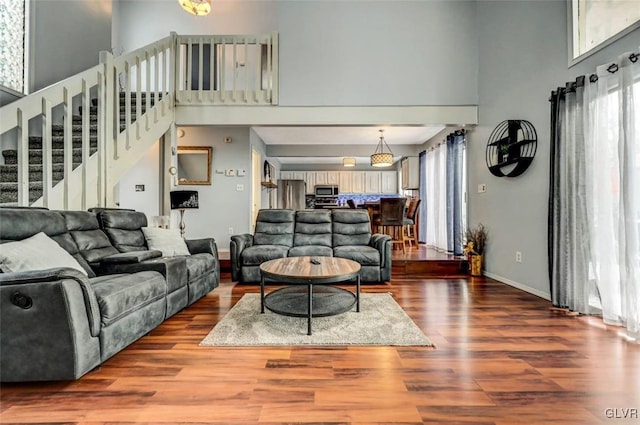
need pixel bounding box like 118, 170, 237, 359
425, 143, 448, 251
550, 48, 640, 341
585, 54, 640, 338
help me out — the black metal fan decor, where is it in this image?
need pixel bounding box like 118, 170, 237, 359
485, 120, 537, 177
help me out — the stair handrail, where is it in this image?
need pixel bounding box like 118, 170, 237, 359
0, 64, 105, 207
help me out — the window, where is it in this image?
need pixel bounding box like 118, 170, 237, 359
0, 0, 27, 93
570, 0, 640, 64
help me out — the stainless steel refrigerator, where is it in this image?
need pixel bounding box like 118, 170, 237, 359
277, 179, 306, 210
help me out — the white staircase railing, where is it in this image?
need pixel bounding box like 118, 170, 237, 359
0, 32, 279, 208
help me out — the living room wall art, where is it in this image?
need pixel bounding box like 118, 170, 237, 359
485, 120, 537, 177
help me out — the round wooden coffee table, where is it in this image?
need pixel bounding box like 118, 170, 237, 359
259, 256, 361, 335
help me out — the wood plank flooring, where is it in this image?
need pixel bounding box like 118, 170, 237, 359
2, 270, 639, 424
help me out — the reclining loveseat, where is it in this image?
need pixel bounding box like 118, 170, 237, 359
230, 209, 392, 283
0, 207, 219, 382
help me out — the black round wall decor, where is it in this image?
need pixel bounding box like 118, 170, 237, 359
485, 120, 537, 177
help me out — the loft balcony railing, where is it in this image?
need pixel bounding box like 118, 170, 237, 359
175, 33, 279, 105
0, 32, 279, 208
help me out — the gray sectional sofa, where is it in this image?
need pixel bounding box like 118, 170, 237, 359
0, 207, 219, 382
230, 209, 392, 283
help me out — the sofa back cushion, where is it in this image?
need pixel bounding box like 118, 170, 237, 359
0, 208, 95, 276
332, 210, 371, 247
94, 209, 148, 252
293, 210, 332, 247
253, 209, 295, 246
59, 211, 119, 265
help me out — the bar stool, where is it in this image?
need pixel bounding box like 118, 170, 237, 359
376, 197, 407, 254
404, 198, 421, 248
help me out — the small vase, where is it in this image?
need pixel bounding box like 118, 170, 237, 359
469, 254, 483, 276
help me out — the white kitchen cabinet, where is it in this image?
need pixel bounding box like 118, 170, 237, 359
304, 172, 316, 194
351, 171, 365, 193
280, 171, 293, 180
292, 171, 306, 181
401, 157, 420, 190
364, 171, 381, 193
327, 171, 340, 185
314, 171, 328, 185
339, 171, 353, 193
381, 171, 398, 194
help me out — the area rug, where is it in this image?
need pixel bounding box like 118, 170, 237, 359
199, 293, 434, 347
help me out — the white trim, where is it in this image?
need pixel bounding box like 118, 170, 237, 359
483, 271, 551, 301
175, 105, 478, 127
218, 248, 230, 260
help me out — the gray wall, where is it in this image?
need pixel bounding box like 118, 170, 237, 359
113, 0, 278, 54
470, 0, 640, 299
30, 0, 112, 92
117, 141, 161, 218
277, 0, 478, 106
118, 127, 252, 250
113, 0, 477, 107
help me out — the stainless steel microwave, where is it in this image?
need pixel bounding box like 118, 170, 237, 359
314, 185, 339, 197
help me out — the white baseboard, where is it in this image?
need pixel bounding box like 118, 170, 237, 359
218, 248, 230, 260
483, 271, 551, 301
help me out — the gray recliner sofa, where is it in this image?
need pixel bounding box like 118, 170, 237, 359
0, 207, 219, 382
230, 209, 392, 283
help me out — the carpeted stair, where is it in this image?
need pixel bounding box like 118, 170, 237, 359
0, 93, 158, 205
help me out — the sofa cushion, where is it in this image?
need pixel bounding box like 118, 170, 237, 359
253, 209, 295, 246
0, 208, 94, 276
184, 253, 215, 280
241, 245, 289, 266
332, 210, 372, 247
141, 227, 190, 256
0, 232, 88, 276
59, 211, 119, 265
96, 210, 148, 252
333, 245, 381, 266
288, 245, 333, 257
293, 210, 332, 247
90, 271, 165, 326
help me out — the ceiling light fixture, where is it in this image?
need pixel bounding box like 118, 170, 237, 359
343, 157, 356, 167
370, 129, 394, 167
179, 0, 211, 16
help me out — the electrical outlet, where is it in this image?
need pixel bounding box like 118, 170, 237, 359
236, 184, 244, 191
516, 251, 522, 263
478, 183, 487, 193
228, 227, 234, 235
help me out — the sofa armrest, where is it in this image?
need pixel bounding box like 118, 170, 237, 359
0, 268, 101, 338
0, 268, 104, 381
369, 233, 392, 268
94, 257, 187, 294
185, 238, 217, 257
99, 250, 163, 264
230, 234, 253, 282
185, 238, 220, 279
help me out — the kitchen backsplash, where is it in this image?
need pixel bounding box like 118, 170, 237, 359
337, 193, 399, 205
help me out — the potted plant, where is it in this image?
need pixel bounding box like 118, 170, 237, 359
463, 223, 488, 276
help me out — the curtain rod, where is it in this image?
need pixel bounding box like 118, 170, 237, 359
549, 51, 639, 100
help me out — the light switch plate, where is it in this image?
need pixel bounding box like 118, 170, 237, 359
237, 169, 247, 177
225, 169, 236, 177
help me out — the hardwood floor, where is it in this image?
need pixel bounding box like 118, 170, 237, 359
2, 269, 639, 424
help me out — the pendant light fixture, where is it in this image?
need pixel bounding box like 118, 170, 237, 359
179, 0, 211, 16
343, 157, 356, 167
370, 129, 394, 167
